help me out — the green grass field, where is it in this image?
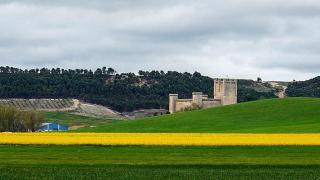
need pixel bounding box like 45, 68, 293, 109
3, 165, 320, 180
42, 112, 118, 128
9, 98, 320, 179
1, 145, 320, 179
78, 97, 320, 133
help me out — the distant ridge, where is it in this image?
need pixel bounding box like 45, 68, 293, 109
0, 66, 277, 112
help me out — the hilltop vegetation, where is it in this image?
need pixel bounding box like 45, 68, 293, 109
286, 76, 320, 97
79, 98, 320, 133
0, 66, 275, 112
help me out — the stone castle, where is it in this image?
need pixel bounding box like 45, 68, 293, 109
169, 79, 237, 113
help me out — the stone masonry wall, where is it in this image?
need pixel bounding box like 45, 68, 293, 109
202, 100, 222, 109
175, 100, 193, 112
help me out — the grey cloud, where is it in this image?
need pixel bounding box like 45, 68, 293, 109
0, 0, 320, 80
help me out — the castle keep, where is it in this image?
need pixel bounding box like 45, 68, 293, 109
169, 79, 237, 114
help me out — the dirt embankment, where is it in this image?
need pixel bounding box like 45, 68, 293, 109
72, 102, 123, 119
267, 81, 288, 98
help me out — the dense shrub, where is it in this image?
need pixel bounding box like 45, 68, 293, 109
0, 106, 44, 132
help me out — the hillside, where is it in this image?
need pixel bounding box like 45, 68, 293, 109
0, 66, 276, 112
286, 76, 320, 97
78, 98, 320, 133
0, 99, 122, 119
0, 99, 76, 111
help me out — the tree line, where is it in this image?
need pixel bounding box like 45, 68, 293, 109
0, 106, 44, 132
286, 76, 320, 97
0, 66, 276, 112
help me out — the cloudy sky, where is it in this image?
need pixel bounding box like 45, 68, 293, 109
0, 0, 319, 81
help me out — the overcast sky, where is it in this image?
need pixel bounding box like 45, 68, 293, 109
0, 0, 319, 81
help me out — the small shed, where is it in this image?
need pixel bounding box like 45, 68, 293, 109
39, 122, 69, 131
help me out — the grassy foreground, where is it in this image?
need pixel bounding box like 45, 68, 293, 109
78, 98, 320, 133
1, 145, 320, 179
8, 98, 320, 179
2, 145, 320, 165
1, 165, 320, 180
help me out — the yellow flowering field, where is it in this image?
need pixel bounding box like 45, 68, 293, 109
1, 133, 320, 146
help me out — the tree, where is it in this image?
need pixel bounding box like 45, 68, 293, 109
257, 77, 262, 83
107, 68, 115, 75
0, 106, 43, 132
102, 67, 107, 75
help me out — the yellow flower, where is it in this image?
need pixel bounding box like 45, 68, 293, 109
1, 133, 320, 146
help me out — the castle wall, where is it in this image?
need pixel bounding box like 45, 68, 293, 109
171, 98, 222, 113
169, 94, 178, 114
192, 92, 203, 107
202, 99, 222, 108
169, 78, 237, 114
202, 95, 208, 100
175, 100, 193, 112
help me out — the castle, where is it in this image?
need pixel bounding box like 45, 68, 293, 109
169, 79, 237, 113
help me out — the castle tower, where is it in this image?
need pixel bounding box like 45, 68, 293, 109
214, 79, 237, 105
192, 92, 203, 107
169, 94, 178, 114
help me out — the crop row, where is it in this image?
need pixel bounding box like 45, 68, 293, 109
0, 99, 74, 110
1, 133, 320, 146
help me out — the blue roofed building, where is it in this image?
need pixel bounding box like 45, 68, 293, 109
39, 122, 69, 131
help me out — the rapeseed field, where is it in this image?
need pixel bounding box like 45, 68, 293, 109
1, 133, 320, 146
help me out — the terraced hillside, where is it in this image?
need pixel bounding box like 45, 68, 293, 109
0, 99, 122, 119
79, 97, 320, 133
0, 99, 76, 111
